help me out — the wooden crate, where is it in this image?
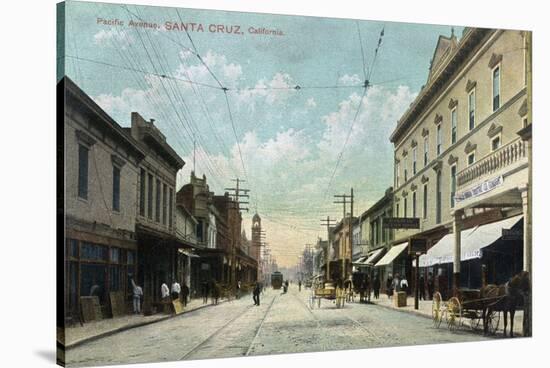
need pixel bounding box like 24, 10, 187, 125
393, 291, 407, 307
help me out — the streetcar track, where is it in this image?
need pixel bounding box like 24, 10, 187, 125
178, 302, 257, 360
245, 293, 279, 356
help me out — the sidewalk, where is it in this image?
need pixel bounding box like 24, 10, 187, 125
368, 295, 524, 336
61, 296, 236, 349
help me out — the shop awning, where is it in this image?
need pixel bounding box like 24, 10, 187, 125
178, 249, 200, 258
419, 215, 523, 267
374, 242, 408, 267
365, 248, 386, 265
352, 256, 369, 265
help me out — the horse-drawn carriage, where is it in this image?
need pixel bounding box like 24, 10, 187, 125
432, 271, 530, 337
309, 281, 346, 309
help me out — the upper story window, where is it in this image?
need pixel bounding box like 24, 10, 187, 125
396, 202, 400, 218
468, 152, 476, 166
112, 166, 120, 212
403, 156, 408, 182
491, 135, 501, 151
162, 183, 167, 225
147, 174, 153, 219
492, 66, 501, 112
139, 169, 146, 216
169, 188, 174, 229
412, 147, 417, 175
436, 124, 442, 156
78, 144, 89, 200
423, 183, 428, 219
155, 179, 161, 222
450, 108, 457, 145
450, 164, 457, 208
423, 136, 429, 167
412, 191, 417, 218
396, 162, 401, 187
468, 89, 476, 131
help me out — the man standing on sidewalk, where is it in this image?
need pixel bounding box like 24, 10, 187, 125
131, 279, 143, 314
171, 280, 181, 301
181, 282, 190, 307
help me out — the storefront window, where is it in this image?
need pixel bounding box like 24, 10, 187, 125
80, 263, 107, 304
68, 239, 79, 258
81, 242, 108, 261
110, 247, 120, 263
110, 265, 122, 291
127, 250, 135, 265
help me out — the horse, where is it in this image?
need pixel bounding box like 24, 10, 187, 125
481, 271, 530, 337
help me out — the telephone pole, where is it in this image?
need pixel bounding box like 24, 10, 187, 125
320, 216, 336, 281
334, 188, 354, 281
224, 178, 249, 292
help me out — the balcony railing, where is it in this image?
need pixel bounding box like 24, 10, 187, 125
457, 138, 526, 187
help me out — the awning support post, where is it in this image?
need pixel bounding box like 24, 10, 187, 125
452, 210, 463, 296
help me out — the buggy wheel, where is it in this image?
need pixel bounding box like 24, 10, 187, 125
487, 310, 500, 335
446, 297, 462, 331
432, 292, 443, 328
469, 315, 482, 331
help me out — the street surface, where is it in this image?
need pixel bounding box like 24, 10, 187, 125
66, 286, 494, 366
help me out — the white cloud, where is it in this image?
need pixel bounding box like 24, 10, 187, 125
305, 97, 317, 109
338, 73, 362, 86
93, 29, 134, 49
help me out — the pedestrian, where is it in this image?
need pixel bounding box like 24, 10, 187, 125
181, 282, 189, 307
201, 280, 209, 304
253, 282, 261, 306
298, 280, 302, 292
131, 279, 143, 314
400, 276, 409, 294
236, 280, 241, 299
171, 280, 181, 301
427, 272, 434, 300
373, 275, 381, 300
161, 282, 170, 302
393, 274, 401, 293
386, 275, 393, 299
211, 280, 220, 305
419, 275, 425, 301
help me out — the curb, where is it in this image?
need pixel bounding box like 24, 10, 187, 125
370, 301, 433, 320
65, 297, 235, 349
370, 301, 524, 337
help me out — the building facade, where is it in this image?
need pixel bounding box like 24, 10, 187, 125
126, 112, 184, 310
63, 77, 145, 319
389, 28, 531, 294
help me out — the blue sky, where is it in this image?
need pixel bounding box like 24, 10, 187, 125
61, 0, 461, 266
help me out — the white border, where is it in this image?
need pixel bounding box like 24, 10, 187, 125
2, 1, 549, 368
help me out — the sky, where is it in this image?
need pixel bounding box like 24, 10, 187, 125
61, 0, 462, 267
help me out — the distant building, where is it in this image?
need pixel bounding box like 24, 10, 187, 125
355, 188, 394, 281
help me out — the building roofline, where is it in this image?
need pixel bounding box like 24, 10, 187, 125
389, 28, 491, 144
61, 76, 146, 160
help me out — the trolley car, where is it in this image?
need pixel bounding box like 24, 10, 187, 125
271, 271, 283, 289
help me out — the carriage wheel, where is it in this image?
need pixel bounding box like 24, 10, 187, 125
432, 292, 443, 328
469, 315, 482, 331
446, 297, 462, 331
487, 310, 500, 335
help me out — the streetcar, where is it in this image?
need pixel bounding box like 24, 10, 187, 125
271, 271, 283, 289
